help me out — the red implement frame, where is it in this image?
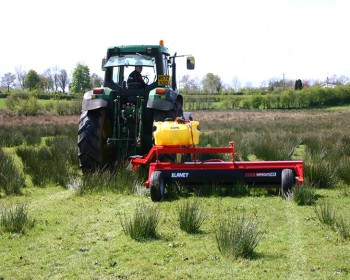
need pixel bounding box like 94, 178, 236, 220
131, 142, 304, 187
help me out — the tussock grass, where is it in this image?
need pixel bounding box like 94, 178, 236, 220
335, 216, 350, 240
293, 184, 317, 206
315, 202, 337, 228
215, 213, 262, 259
0, 148, 25, 195
178, 199, 206, 234
196, 110, 350, 189
315, 201, 350, 240
79, 164, 138, 195
0, 203, 35, 233
120, 202, 160, 241
17, 143, 72, 187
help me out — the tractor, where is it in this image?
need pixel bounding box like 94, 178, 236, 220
78, 40, 195, 173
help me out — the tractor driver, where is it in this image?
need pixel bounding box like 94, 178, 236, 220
127, 61, 147, 89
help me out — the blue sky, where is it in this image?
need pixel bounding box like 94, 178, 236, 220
1, 0, 349, 87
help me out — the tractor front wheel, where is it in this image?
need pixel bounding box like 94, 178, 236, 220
150, 171, 165, 202
78, 109, 115, 174
280, 169, 295, 198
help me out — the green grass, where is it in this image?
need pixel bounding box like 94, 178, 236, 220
0, 98, 6, 109
0, 97, 81, 115
1, 187, 350, 279
325, 104, 350, 110
0, 203, 35, 233
1, 109, 350, 279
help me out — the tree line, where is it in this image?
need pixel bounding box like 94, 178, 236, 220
1, 63, 349, 96
0, 64, 102, 94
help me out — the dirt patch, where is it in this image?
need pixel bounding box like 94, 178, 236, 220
191, 109, 350, 122
1, 109, 349, 126
0, 110, 80, 126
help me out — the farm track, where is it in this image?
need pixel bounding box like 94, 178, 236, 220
285, 202, 307, 279
29, 187, 75, 212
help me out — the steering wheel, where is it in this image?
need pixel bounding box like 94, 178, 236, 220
142, 76, 149, 84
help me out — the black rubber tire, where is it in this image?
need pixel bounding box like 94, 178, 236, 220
78, 109, 114, 173
153, 99, 183, 122
150, 171, 165, 202
280, 169, 295, 198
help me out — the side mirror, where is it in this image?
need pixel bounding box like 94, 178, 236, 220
186, 56, 195, 70
101, 57, 106, 71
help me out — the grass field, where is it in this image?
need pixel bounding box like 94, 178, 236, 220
0, 98, 6, 110
1, 109, 350, 279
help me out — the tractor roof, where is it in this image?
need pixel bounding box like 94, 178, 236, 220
107, 44, 170, 56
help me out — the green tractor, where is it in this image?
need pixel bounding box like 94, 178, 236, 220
78, 40, 195, 173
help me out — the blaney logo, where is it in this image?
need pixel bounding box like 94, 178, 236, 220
171, 172, 189, 178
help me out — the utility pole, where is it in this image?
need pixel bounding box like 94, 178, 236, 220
282, 72, 286, 90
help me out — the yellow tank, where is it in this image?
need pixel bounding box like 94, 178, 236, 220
153, 120, 200, 146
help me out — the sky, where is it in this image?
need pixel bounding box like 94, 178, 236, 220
1, 0, 350, 87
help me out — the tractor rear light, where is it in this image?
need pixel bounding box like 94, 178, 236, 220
93, 88, 103, 94
156, 88, 166, 95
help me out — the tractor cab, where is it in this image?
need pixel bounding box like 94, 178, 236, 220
103, 54, 158, 91
102, 41, 195, 94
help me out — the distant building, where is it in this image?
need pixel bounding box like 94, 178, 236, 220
320, 82, 336, 88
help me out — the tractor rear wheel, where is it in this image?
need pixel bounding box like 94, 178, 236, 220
78, 109, 115, 173
150, 171, 165, 202
153, 99, 183, 122
280, 169, 295, 198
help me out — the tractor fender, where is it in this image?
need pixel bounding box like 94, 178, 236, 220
147, 88, 182, 111
82, 90, 108, 111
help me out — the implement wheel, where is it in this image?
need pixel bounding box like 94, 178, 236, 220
150, 171, 165, 202
280, 169, 295, 198
78, 109, 114, 174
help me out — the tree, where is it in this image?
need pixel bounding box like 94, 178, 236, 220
232, 76, 241, 91
294, 79, 303, 90
57, 69, 69, 93
180, 74, 199, 94
41, 69, 54, 92
51, 66, 60, 91
90, 73, 103, 88
1, 72, 16, 92
25, 70, 40, 91
202, 73, 222, 94
70, 64, 91, 93
15, 66, 27, 90
336, 75, 349, 85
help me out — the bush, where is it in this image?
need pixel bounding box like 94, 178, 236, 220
54, 99, 82, 115
215, 213, 262, 259
178, 199, 206, 234
120, 202, 160, 241
0, 203, 35, 233
6, 93, 40, 116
